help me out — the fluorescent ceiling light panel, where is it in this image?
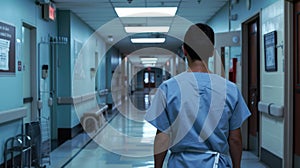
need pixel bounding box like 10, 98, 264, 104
141, 61, 157, 64
115, 7, 177, 17
140, 58, 158, 61
131, 38, 166, 43
143, 64, 155, 67
125, 26, 170, 33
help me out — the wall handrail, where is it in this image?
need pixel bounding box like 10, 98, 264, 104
0, 107, 27, 124
258, 101, 284, 118
57, 92, 96, 105
98, 89, 109, 96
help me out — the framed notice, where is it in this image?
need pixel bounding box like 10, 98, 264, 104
0, 21, 15, 74
264, 31, 277, 72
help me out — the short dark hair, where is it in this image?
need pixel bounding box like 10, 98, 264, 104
183, 23, 215, 61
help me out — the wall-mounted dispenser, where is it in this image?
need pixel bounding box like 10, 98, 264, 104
42, 64, 48, 79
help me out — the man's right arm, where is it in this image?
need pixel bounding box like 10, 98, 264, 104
154, 129, 169, 168
229, 128, 242, 168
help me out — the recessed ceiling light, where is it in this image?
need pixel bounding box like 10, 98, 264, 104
125, 26, 170, 33
131, 38, 166, 43
114, 7, 177, 17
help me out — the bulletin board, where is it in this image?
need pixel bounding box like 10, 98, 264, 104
263, 31, 277, 72
0, 21, 15, 74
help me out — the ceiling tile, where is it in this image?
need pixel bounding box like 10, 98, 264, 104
53, 0, 229, 54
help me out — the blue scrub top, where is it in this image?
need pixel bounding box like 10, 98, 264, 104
145, 72, 251, 168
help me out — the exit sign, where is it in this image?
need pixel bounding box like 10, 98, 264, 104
42, 2, 56, 21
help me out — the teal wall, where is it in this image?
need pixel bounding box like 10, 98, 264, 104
0, 0, 57, 164
96, 52, 107, 104
56, 10, 71, 129
106, 47, 121, 105
0, 4, 109, 164
56, 10, 107, 129
57, 11, 71, 98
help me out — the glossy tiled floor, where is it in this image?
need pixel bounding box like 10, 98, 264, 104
50, 91, 269, 168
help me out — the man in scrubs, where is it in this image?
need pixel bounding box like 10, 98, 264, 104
145, 23, 251, 168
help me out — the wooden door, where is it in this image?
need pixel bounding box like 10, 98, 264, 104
294, 0, 300, 164
247, 17, 260, 156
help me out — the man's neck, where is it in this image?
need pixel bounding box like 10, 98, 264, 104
188, 60, 210, 73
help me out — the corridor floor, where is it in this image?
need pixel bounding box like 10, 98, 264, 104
50, 91, 269, 168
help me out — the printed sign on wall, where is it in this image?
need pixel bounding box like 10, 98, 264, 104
0, 21, 15, 74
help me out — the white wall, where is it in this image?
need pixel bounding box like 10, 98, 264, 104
260, 0, 285, 158
72, 34, 106, 126
230, 0, 278, 31
207, 3, 229, 33
208, 0, 285, 160
71, 12, 107, 127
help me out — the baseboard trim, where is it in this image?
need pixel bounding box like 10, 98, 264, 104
294, 154, 300, 168
58, 124, 83, 145
261, 147, 282, 168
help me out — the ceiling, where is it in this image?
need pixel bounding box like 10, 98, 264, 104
52, 0, 228, 66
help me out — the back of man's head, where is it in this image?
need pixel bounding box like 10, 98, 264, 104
183, 23, 215, 62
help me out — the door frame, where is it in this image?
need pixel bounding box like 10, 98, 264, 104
284, 1, 294, 168
241, 13, 260, 152
22, 22, 38, 122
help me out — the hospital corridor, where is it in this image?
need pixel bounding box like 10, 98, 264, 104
0, 0, 299, 168
50, 90, 268, 168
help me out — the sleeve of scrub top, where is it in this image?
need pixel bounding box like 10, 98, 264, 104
144, 84, 171, 133
229, 87, 251, 130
